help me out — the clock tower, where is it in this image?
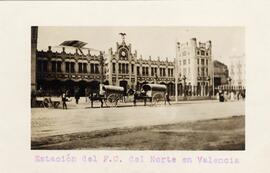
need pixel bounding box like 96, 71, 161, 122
106, 33, 137, 90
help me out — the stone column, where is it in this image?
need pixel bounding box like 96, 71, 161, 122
48, 60, 52, 72
31, 26, 38, 91
87, 62, 91, 74
75, 61, 79, 73
61, 60, 65, 73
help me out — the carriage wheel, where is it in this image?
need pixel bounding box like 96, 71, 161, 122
106, 94, 118, 107
152, 93, 165, 106
43, 98, 50, 108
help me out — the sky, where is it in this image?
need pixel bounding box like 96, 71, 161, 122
37, 26, 245, 66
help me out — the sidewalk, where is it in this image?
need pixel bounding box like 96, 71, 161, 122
46, 96, 243, 109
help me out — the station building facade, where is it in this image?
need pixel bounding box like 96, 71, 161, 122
105, 39, 175, 95
34, 38, 176, 96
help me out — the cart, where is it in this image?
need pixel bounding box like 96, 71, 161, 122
89, 84, 125, 107
133, 84, 167, 106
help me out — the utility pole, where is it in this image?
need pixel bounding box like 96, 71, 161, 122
175, 42, 180, 102
100, 51, 104, 84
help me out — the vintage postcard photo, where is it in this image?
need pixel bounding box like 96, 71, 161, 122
31, 26, 245, 150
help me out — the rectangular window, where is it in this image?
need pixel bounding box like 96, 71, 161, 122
52, 61, 56, 72
206, 68, 208, 76
78, 63, 82, 73
163, 68, 166, 76
71, 62, 75, 73
90, 63, 94, 73
201, 50, 205, 56
57, 61, 61, 72
65, 62, 70, 73
146, 67, 149, 76
126, 64, 129, 73
83, 63, 87, 73
137, 66, 140, 75
119, 63, 121, 73
142, 67, 145, 76
160, 68, 162, 76
155, 68, 157, 75
131, 64, 134, 73
122, 63, 125, 73
198, 67, 200, 76
171, 69, 174, 77
95, 64, 99, 74
112, 63, 116, 73
201, 67, 204, 76
183, 59, 186, 65
168, 69, 170, 77
197, 59, 199, 65
201, 59, 205, 65
206, 60, 208, 65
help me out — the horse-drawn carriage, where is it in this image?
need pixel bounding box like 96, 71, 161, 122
89, 83, 167, 107
132, 84, 167, 106
89, 84, 125, 107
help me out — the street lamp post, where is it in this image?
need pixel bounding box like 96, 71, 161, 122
175, 42, 180, 102
100, 51, 104, 85
227, 77, 232, 92
206, 76, 211, 98
182, 75, 187, 100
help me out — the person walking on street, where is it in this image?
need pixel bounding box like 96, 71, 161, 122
75, 90, 80, 104
133, 90, 138, 106
62, 91, 67, 109
75, 92, 80, 104
165, 92, 171, 105
218, 90, 224, 102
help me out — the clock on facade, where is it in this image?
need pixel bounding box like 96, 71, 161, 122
119, 48, 128, 59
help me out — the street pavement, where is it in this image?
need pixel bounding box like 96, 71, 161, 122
31, 99, 245, 139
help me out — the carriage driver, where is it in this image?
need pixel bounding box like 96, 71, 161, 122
99, 84, 105, 107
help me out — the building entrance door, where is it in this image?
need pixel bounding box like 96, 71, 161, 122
119, 80, 128, 95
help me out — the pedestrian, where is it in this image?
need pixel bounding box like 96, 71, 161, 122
165, 92, 171, 105
62, 91, 67, 109
230, 91, 235, 101
133, 91, 138, 106
219, 90, 224, 102
75, 89, 80, 104
85, 88, 88, 103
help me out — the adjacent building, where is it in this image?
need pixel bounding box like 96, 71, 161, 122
213, 60, 229, 87
176, 38, 213, 96
229, 54, 245, 89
